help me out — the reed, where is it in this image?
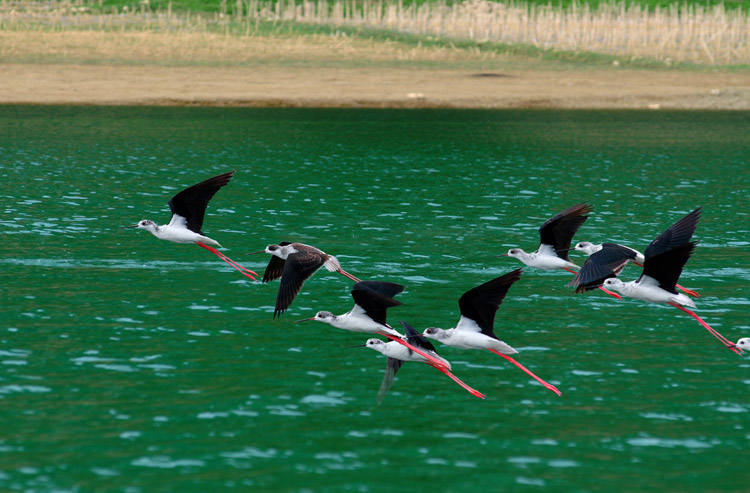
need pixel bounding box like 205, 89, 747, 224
2, 0, 748, 65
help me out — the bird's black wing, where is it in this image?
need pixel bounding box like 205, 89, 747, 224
376, 357, 404, 406
350, 282, 404, 326
353, 281, 405, 300
273, 251, 325, 318
400, 320, 438, 354
640, 241, 697, 294
538, 202, 592, 260
457, 269, 523, 337
644, 207, 702, 260
569, 243, 638, 293
262, 256, 286, 284
167, 171, 235, 234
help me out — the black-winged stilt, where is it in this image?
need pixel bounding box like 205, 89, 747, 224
503, 203, 592, 271
123, 171, 257, 280
296, 281, 450, 371
501, 203, 620, 299
357, 321, 484, 404
252, 242, 361, 318
421, 269, 562, 396
573, 241, 699, 297
600, 208, 742, 355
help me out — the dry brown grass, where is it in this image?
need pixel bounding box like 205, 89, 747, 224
0, 29, 503, 65
1, 0, 748, 66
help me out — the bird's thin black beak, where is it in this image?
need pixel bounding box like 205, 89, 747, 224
295, 317, 315, 323
495, 253, 509, 257
348, 344, 367, 348
121, 225, 138, 229
248, 250, 266, 255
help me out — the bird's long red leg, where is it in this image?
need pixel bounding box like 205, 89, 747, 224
428, 364, 485, 399
488, 350, 562, 396
378, 331, 450, 371
668, 303, 742, 355
676, 284, 700, 298
562, 267, 621, 300
337, 269, 362, 283
197, 242, 258, 281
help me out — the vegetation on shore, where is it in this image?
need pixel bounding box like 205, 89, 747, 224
1, 0, 748, 67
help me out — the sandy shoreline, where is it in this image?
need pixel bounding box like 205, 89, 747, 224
3, 63, 749, 110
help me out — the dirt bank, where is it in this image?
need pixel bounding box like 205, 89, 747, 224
1, 31, 748, 109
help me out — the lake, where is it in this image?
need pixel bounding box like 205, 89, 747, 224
1, 106, 749, 491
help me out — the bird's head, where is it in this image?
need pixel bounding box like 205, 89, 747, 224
574, 242, 596, 255
602, 278, 624, 290
295, 311, 335, 324
364, 338, 387, 353
503, 248, 525, 259
123, 219, 157, 232
736, 338, 749, 353
422, 327, 447, 341
249, 244, 282, 257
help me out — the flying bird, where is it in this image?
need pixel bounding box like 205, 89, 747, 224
500, 203, 619, 299
358, 321, 484, 404
253, 242, 361, 318
502, 203, 592, 272
297, 281, 450, 371
572, 241, 699, 297
422, 269, 562, 396
601, 208, 741, 355
123, 171, 257, 280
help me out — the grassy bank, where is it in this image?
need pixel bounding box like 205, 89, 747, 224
1, 0, 748, 66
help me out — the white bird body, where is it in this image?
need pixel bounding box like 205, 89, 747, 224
425, 316, 517, 354
306, 309, 403, 338
364, 338, 451, 370
506, 244, 579, 271
603, 277, 696, 308
135, 217, 221, 247
504, 203, 592, 272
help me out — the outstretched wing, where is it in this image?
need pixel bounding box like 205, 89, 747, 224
644, 207, 702, 260
376, 357, 404, 406
640, 241, 697, 294
353, 281, 405, 300
538, 202, 592, 260
351, 281, 405, 326
569, 243, 638, 293
273, 250, 325, 318
168, 171, 235, 234
457, 269, 523, 337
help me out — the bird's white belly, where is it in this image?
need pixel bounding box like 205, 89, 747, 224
159, 227, 219, 246
383, 343, 426, 363
527, 254, 576, 270
447, 332, 517, 354
621, 283, 695, 307
333, 317, 401, 337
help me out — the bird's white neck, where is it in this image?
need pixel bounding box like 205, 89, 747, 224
270, 244, 298, 260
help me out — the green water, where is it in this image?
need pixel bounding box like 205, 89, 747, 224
1, 106, 749, 491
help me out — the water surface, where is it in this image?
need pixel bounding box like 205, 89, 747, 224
1, 106, 749, 491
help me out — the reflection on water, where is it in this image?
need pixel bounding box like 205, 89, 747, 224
1, 106, 748, 491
